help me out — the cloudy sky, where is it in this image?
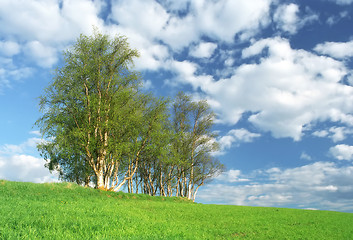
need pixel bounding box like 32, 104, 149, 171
1, 0, 353, 212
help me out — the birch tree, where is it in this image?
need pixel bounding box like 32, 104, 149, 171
172, 92, 224, 200
36, 29, 165, 190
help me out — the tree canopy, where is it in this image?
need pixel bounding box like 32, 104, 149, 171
36, 30, 224, 201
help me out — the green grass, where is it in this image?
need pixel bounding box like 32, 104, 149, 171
1, 180, 352, 239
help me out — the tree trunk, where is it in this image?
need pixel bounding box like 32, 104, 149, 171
188, 166, 193, 200
176, 172, 180, 197
84, 175, 90, 187
192, 182, 203, 202
135, 173, 139, 194
96, 169, 105, 190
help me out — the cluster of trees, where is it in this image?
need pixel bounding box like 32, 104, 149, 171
36, 30, 224, 201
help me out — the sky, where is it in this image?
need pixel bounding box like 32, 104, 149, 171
1, 0, 353, 212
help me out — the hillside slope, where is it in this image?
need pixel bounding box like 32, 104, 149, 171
0, 180, 352, 239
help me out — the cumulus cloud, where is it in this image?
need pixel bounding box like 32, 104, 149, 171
189, 42, 217, 58
171, 37, 353, 140
0, 0, 103, 43
108, 0, 172, 70
0, 135, 58, 183
330, 144, 353, 160
191, 0, 271, 42
0, 41, 21, 57
197, 162, 353, 212
110, 0, 273, 51
0, 0, 104, 69
0, 135, 43, 157
0, 0, 106, 91
313, 127, 353, 142
109, 0, 169, 41
273, 3, 300, 34
0, 0, 276, 89
106, 0, 274, 73
314, 40, 353, 59
273, 4, 318, 34
329, 127, 353, 142
219, 128, 261, 150
312, 130, 329, 138
0, 154, 57, 183
24, 41, 58, 68
166, 59, 215, 90
215, 169, 250, 183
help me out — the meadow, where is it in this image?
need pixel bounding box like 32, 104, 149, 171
0, 180, 352, 239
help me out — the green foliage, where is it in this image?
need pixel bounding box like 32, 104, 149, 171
1, 180, 353, 239
35, 29, 168, 190
35, 29, 222, 197
170, 92, 224, 200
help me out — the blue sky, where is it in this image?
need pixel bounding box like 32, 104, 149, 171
1, 0, 353, 212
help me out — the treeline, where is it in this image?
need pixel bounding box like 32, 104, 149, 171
36, 29, 224, 201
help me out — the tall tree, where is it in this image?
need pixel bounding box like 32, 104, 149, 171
172, 92, 224, 201
36, 29, 165, 190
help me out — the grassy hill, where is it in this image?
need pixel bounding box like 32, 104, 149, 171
1, 180, 352, 239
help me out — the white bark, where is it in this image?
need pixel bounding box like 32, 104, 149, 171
96, 170, 105, 190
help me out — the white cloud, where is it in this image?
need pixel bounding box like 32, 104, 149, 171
0, 0, 105, 71
312, 130, 329, 138
60, 0, 105, 37
0, 41, 21, 57
108, 0, 171, 70
300, 152, 312, 161
159, 0, 190, 12
166, 60, 215, 90
329, 0, 353, 5
0, 0, 104, 44
273, 4, 318, 35
173, 37, 353, 140
326, 11, 349, 26
224, 57, 235, 67
109, 0, 273, 52
24, 41, 58, 68
0, 154, 57, 183
142, 80, 153, 90
215, 169, 249, 183
29, 130, 42, 137
189, 42, 217, 58
312, 127, 353, 142
192, 0, 272, 42
0, 0, 275, 82
329, 127, 353, 142
0, 60, 33, 93
273, 3, 300, 34
0, 137, 43, 156
219, 128, 261, 150
314, 40, 353, 59
0, 0, 110, 92
159, 15, 199, 51
330, 144, 353, 160
109, 0, 169, 41
0, 0, 63, 42
197, 162, 353, 212
0, 136, 58, 183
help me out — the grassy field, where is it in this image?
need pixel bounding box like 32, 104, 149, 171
0, 180, 353, 239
